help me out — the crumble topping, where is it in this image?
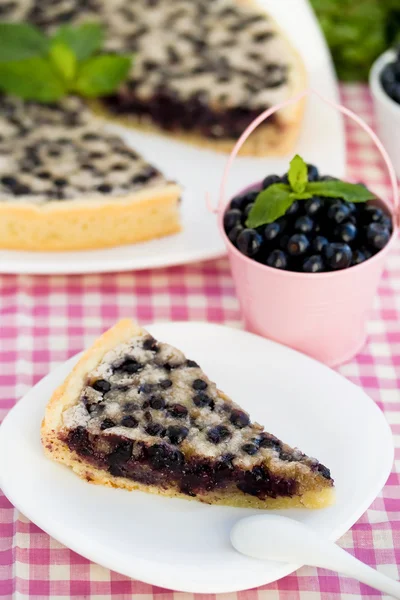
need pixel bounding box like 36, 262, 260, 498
62, 332, 331, 477
0, 96, 167, 204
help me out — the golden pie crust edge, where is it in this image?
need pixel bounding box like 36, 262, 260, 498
0, 184, 181, 251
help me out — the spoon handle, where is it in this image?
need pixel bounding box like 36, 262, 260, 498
318, 542, 400, 599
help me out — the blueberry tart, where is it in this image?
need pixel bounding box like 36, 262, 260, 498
15, 0, 306, 157
0, 96, 181, 251
42, 319, 334, 509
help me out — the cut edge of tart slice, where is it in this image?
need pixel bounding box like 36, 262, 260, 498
41, 319, 334, 509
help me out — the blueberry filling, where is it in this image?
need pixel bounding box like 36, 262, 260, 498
104, 93, 279, 141
65, 428, 302, 499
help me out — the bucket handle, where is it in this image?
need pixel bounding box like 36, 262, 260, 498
207, 88, 399, 226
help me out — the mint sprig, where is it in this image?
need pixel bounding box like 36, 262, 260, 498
246, 155, 376, 228
0, 21, 132, 102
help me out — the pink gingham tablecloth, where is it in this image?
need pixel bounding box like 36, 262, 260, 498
1, 84, 399, 600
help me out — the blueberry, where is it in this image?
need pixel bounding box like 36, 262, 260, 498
159, 379, 173, 389
307, 164, 319, 181
263, 222, 281, 242
147, 444, 184, 469
100, 418, 115, 430
266, 249, 288, 269
319, 175, 339, 182
351, 249, 368, 266
280, 172, 289, 184
366, 222, 391, 250
149, 395, 166, 410
362, 205, 384, 223
327, 202, 351, 224
145, 422, 165, 436
168, 403, 188, 418
243, 202, 254, 220
207, 425, 231, 443
258, 433, 281, 451
227, 224, 244, 245
230, 190, 258, 210
121, 415, 138, 428
313, 236, 328, 253
324, 243, 352, 270
295, 215, 314, 234
347, 202, 356, 214
92, 379, 111, 393
237, 229, 263, 257
193, 392, 214, 408
302, 255, 324, 273
242, 443, 258, 455
186, 359, 199, 368
316, 463, 331, 480
139, 383, 153, 394
381, 62, 397, 88
166, 425, 189, 445
334, 222, 357, 243
286, 200, 300, 216
224, 209, 242, 232
305, 196, 323, 216
230, 409, 250, 428
262, 174, 281, 189
143, 336, 159, 351
287, 233, 310, 256
379, 214, 393, 230
118, 359, 143, 374
192, 378, 207, 391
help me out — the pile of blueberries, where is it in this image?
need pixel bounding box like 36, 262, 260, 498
224, 165, 393, 273
380, 46, 400, 104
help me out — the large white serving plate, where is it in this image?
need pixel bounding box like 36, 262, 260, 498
0, 323, 392, 593
0, 0, 345, 275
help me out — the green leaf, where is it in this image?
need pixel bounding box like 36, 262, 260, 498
49, 41, 76, 82
74, 54, 132, 97
246, 184, 294, 228
52, 22, 104, 61
290, 191, 313, 200
0, 57, 65, 102
0, 23, 49, 62
306, 181, 376, 203
288, 154, 308, 194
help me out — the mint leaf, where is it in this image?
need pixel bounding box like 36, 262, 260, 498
288, 154, 308, 194
290, 192, 313, 200
0, 23, 49, 62
246, 184, 294, 227
74, 54, 132, 97
0, 57, 65, 102
52, 23, 103, 61
307, 181, 376, 203
50, 41, 76, 82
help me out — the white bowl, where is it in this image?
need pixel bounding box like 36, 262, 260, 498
370, 50, 400, 179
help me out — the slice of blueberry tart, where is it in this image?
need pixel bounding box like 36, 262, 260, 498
41, 319, 334, 509
0, 96, 181, 251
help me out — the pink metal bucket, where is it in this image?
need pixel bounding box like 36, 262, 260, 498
211, 89, 399, 367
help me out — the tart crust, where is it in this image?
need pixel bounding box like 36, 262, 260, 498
0, 184, 181, 251
42, 320, 334, 509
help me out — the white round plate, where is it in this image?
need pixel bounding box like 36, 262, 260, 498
0, 0, 345, 275
0, 323, 390, 594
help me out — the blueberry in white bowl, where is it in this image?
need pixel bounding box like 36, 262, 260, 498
380, 45, 400, 105
224, 155, 393, 273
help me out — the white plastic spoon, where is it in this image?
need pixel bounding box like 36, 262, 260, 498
231, 515, 400, 599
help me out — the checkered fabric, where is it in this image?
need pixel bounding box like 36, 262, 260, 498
0, 84, 399, 599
